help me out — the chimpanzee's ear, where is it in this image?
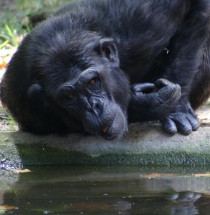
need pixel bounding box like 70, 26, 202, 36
98, 38, 119, 67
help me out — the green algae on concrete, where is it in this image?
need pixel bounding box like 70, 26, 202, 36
0, 123, 210, 166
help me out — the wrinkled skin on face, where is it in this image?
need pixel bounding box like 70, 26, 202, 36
54, 65, 129, 140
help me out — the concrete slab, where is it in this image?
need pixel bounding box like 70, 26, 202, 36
0, 123, 210, 166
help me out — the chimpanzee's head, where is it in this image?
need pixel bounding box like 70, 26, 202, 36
26, 17, 131, 139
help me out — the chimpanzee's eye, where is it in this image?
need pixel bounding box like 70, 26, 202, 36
89, 78, 97, 86
88, 77, 101, 91
56, 85, 76, 102
67, 90, 77, 101
68, 93, 74, 99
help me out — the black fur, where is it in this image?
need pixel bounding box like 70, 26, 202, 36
1, 0, 210, 139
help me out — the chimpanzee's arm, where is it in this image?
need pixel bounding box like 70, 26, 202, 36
161, 0, 210, 134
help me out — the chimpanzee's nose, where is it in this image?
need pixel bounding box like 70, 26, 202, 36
89, 97, 103, 116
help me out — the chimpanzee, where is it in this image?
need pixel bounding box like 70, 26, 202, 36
1, 0, 210, 140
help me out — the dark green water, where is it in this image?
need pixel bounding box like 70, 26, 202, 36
1, 166, 210, 215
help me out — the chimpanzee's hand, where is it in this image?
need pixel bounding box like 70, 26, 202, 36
161, 100, 199, 135
128, 79, 181, 122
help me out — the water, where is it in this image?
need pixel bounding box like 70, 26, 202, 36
1, 166, 210, 215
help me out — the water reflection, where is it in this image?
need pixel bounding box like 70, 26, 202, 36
0, 166, 210, 215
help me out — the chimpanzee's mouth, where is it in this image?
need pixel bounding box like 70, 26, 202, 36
100, 113, 127, 140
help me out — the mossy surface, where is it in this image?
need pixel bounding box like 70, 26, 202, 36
0, 125, 210, 166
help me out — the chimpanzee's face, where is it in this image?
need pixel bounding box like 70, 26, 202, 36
55, 65, 129, 139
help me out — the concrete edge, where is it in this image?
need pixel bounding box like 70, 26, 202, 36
0, 123, 210, 166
